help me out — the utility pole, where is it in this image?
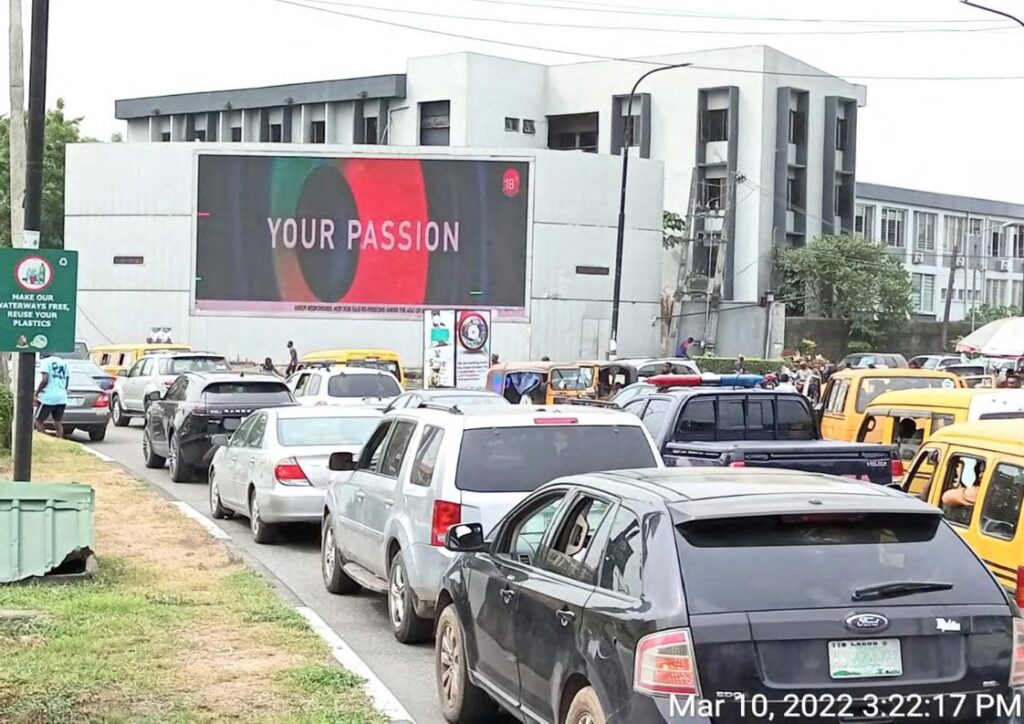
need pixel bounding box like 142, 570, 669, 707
13, 0, 51, 482
4, 0, 26, 394
941, 243, 958, 349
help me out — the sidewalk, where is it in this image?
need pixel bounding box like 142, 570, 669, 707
0, 435, 383, 723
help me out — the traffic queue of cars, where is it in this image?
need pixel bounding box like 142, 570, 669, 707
85, 345, 1024, 724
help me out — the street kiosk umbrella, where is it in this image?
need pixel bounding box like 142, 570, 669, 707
956, 316, 1024, 357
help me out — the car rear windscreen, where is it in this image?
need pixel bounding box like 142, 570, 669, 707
160, 356, 230, 375
676, 513, 1005, 613
430, 394, 508, 408
277, 416, 379, 446
455, 425, 657, 493
328, 374, 401, 398
202, 382, 293, 404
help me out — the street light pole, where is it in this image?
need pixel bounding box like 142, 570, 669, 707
962, 1, 1024, 315
609, 62, 690, 358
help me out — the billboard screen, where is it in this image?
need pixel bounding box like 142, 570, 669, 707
194, 154, 530, 315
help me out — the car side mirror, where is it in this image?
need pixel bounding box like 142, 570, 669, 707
329, 451, 358, 471
445, 523, 486, 553
117, 369, 127, 377
210, 434, 229, 447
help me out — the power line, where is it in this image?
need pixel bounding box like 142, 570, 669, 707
273, 0, 1024, 81
301, 0, 1014, 35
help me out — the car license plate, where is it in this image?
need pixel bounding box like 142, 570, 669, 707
223, 417, 240, 431
828, 639, 902, 679
67, 397, 84, 408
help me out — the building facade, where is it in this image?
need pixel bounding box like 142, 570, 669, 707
115, 46, 868, 306
855, 183, 1024, 322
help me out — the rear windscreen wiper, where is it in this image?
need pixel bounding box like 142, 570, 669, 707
852, 580, 954, 601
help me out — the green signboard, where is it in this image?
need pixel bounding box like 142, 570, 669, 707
0, 249, 78, 354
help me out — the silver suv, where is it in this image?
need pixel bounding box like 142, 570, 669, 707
111, 352, 229, 426
320, 405, 663, 643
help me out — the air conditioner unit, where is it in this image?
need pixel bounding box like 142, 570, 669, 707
955, 257, 966, 268
912, 252, 924, 264
999, 259, 1012, 272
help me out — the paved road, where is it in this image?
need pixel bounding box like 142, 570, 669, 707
83, 423, 443, 724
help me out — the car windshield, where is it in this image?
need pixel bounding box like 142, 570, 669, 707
327, 374, 401, 398
454, 425, 657, 492
159, 356, 230, 375
66, 360, 106, 377
857, 376, 952, 412
202, 381, 293, 404
675, 513, 1004, 613
277, 416, 379, 446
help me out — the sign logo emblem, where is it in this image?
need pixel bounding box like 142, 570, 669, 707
15, 256, 53, 292
502, 168, 521, 198
845, 613, 890, 633
458, 312, 489, 352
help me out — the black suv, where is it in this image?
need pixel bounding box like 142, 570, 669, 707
143, 372, 295, 482
435, 468, 1022, 724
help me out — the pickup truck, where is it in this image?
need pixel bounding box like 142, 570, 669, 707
619, 387, 900, 485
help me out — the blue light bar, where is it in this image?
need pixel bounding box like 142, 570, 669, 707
701, 374, 765, 388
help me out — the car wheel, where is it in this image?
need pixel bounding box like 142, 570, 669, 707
111, 396, 130, 427
388, 551, 432, 644
436, 604, 495, 723
88, 426, 107, 442
142, 426, 166, 469
209, 468, 233, 520
566, 686, 606, 724
249, 488, 276, 544
321, 515, 361, 594
167, 430, 194, 483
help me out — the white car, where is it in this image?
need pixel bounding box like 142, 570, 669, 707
287, 366, 402, 409
208, 405, 382, 544
112, 352, 229, 426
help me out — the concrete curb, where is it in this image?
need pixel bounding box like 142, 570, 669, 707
76, 441, 417, 723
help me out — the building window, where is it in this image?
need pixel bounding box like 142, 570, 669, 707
944, 215, 966, 253
786, 176, 803, 212
991, 226, 1007, 258
269, 124, 283, 142
986, 279, 1008, 306
1014, 280, 1023, 309
914, 211, 937, 252
160, 132, 171, 142
548, 112, 599, 153
855, 204, 875, 239
310, 121, 325, 144
703, 177, 726, 211
623, 115, 641, 147
911, 273, 935, 313
788, 109, 806, 144
522, 119, 536, 134
364, 117, 379, 145
1013, 225, 1024, 258
504, 117, 519, 132
836, 117, 848, 151
419, 100, 451, 146
194, 129, 206, 142
700, 108, 728, 142
230, 126, 242, 142
881, 207, 906, 248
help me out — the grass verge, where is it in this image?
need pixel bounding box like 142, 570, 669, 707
0, 435, 384, 723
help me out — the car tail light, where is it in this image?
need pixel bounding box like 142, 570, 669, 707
891, 457, 905, 480
634, 628, 700, 696
274, 458, 310, 486
1012, 617, 1024, 687
94, 392, 110, 408
534, 417, 577, 425
728, 461, 746, 468
431, 500, 461, 546
1016, 567, 1024, 610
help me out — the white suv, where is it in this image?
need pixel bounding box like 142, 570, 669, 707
287, 366, 402, 409
320, 406, 663, 643
111, 352, 229, 426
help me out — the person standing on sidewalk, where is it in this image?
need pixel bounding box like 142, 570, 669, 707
285, 341, 299, 376
34, 354, 70, 438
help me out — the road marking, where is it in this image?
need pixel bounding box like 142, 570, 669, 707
79, 443, 115, 463
170, 501, 231, 540
297, 606, 416, 724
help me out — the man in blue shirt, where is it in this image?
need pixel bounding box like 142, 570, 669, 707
35, 354, 70, 438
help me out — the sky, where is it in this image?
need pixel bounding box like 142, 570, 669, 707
3, 0, 1024, 202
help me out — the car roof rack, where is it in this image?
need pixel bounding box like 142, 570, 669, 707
417, 402, 464, 414
551, 396, 620, 408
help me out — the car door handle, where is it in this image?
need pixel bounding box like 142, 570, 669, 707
248, 459, 255, 466
354, 490, 366, 501
500, 587, 514, 604
382, 498, 395, 508
556, 608, 576, 626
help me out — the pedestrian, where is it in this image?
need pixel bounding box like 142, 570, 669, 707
774, 373, 798, 393
675, 336, 695, 359
285, 341, 299, 376
34, 353, 70, 438
261, 357, 279, 376
733, 355, 747, 374
490, 353, 500, 366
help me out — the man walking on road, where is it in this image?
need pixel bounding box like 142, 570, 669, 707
285, 341, 299, 376
34, 353, 69, 438
676, 337, 695, 359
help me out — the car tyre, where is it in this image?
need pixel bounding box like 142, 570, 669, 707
321, 515, 361, 594
142, 426, 166, 468
209, 468, 233, 520
111, 396, 130, 427
249, 488, 276, 544
88, 426, 107, 442
436, 604, 495, 723
566, 686, 606, 724
388, 551, 432, 644
167, 430, 194, 483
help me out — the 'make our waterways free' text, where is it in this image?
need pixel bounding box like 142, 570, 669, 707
0, 294, 70, 328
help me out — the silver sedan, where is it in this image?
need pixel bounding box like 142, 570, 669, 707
208, 405, 382, 544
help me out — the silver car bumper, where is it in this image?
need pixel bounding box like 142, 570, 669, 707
59, 409, 110, 427
255, 485, 325, 524
403, 541, 456, 615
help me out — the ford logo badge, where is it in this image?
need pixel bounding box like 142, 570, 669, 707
845, 613, 890, 633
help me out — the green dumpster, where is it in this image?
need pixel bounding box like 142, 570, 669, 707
0, 482, 95, 583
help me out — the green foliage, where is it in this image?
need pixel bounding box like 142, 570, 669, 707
1, 99, 95, 249
663, 210, 686, 249
694, 356, 786, 375
780, 234, 912, 347
797, 338, 818, 356
846, 340, 873, 355
974, 304, 1018, 326
0, 384, 11, 450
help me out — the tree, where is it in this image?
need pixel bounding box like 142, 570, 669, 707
663, 210, 685, 249
974, 303, 1018, 325
780, 233, 913, 346
0, 98, 94, 248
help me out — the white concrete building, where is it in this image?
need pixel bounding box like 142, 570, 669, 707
114, 46, 868, 307
855, 183, 1024, 322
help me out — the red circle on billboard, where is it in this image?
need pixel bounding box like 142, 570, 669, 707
502, 169, 521, 198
